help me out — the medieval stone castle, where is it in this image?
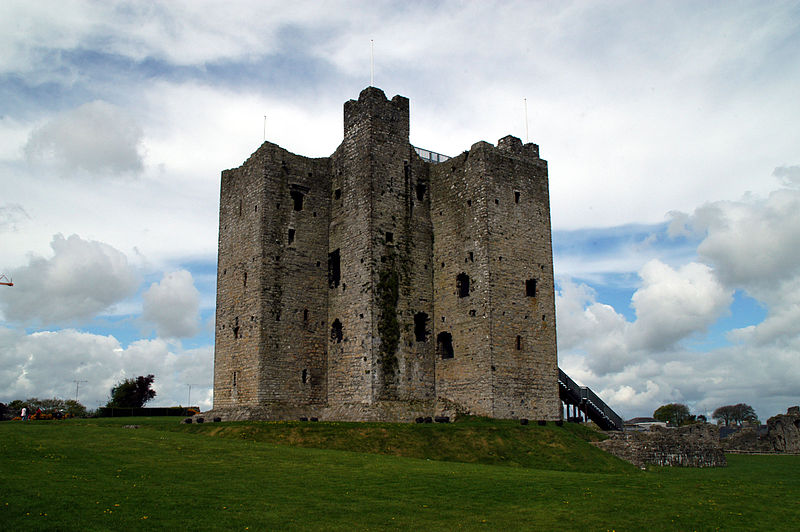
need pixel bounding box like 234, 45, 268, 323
210, 87, 560, 422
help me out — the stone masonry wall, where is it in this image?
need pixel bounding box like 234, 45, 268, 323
595, 424, 727, 468
211, 87, 560, 422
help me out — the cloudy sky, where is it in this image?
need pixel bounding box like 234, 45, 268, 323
1, 1, 798, 420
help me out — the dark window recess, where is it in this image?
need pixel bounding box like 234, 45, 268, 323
288, 228, 295, 244
233, 326, 240, 339
328, 249, 340, 288
243, 271, 247, 287
414, 312, 429, 342
457, 273, 470, 298
334, 188, 342, 200
233, 371, 237, 386
526, 278, 537, 297
331, 319, 343, 343
290, 190, 304, 211
303, 308, 309, 322
302, 369, 308, 384
437, 332, 454, 359
469, 252, 474, 262
515, 191, 521, 203
416, 183, 426, 201
385, 232, 393, 243
275, 310, 281, 322
516, 335, 522, 350
467, 199, 472, 207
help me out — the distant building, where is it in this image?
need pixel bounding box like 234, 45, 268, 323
210, 87, 560, 422
625, 417, 668, 431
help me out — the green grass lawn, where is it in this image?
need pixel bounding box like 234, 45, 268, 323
1, 417, 798, 530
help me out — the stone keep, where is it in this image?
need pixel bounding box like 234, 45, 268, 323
211, 87, 560, 421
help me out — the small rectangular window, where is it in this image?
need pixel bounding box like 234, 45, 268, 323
515, 191, 521, 204
288, 228, 295, 244
328, 249, 341, 288
526, 278, 537, 297
386, 232, 393, 243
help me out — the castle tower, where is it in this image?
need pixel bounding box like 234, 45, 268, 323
430, 136, 559, 419
211, 87, 559, 422
327, 87, 434, 411
213, 141, 331, 415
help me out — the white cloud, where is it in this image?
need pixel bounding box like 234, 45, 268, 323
24, 101, 144, 176
0, 234, 139, 324
0, 327, 213, 410
0, 203, 29, 232
142, 270, 201, 339
629, 260, 732, 351
559, 183, 800, 420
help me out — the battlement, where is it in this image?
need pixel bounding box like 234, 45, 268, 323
344, 86, 409, 140
212, 87, 559, 422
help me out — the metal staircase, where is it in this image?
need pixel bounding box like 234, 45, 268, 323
558, 368, 623, 431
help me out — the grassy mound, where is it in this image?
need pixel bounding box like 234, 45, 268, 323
1, 418, 799, 529
174, 416, 630, 473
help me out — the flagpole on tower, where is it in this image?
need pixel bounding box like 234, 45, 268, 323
370, 39, 374, 86
524, 98, 529, 144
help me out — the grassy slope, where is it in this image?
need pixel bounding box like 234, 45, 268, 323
1, 418, 798, 530
173, 417, 629, 473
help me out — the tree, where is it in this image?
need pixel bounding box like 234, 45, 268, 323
653, 403, 691, 425
106, 374, 157, 408
712, 403, 758, 426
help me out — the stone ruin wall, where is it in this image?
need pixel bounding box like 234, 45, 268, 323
595, 424, 727, 468
721, 406, 800, 453
210, 87, 560, 422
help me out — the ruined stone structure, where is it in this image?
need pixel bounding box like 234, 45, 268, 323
595, 424, 727, 468
720, 406, 800, 453
210, 87, 560, 422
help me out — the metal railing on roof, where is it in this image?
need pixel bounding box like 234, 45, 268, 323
413, 146, 451, 163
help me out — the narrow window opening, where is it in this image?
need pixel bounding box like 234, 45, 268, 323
385, 232, 393, 243
233, 371, 237, 386
302, 369, 308, 384
233, 326, 240, 339
467, 199, 472, 207
526, 278, 537, 297
328, 249, 340, 288
303, 308, 309, 322
288, 228, 295, 244
514, 191, 521, 203
290, 190, 305, 211
334, 188, 342, 200
414, 312, 429, 342
255, 204, 258, 212
437, 332, 454, 359
243, 271, 247, 287
331, 319, 343, 343
542, 314, 546, 322
457, 273, 470, 298
469, 252, 474, 262
516, 335, 522, 350
416, 183, 426, 201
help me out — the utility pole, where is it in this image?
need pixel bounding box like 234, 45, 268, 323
185, 383, 202, 407
73, 380, 88, 403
